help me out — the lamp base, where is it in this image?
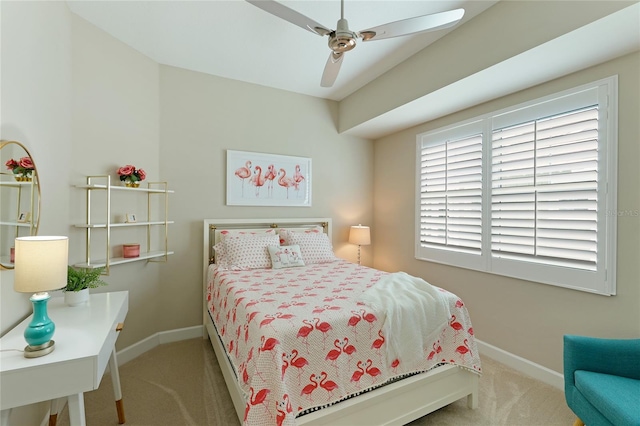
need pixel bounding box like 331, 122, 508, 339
24, 339, 55, 358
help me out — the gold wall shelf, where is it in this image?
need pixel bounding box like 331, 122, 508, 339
74, 175, 174, 274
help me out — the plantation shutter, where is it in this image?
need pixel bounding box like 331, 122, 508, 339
491, 106, 599, 271
419, 134, 483, 254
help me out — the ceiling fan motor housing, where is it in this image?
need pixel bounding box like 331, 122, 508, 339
329, 18, 357, 53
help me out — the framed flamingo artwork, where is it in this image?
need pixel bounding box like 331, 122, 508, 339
226, 150, 312, 207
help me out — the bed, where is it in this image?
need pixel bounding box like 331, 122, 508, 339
202, 218, 480, 426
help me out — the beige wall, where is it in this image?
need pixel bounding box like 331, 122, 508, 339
0, 1, 73, 422
157, 65, 374, 333
68, 14, 162, 349
1, 4, 374, 352
373, 52, 640, 373
1, 1, 72, 332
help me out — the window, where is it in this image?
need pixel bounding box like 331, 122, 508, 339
416, 76, 617, 295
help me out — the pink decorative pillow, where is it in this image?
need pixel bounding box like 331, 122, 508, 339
285, 231, 337, 264
223, 234, 280, 270
278, 227, 323, 245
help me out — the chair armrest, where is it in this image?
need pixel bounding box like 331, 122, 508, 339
564, 334, 640, 389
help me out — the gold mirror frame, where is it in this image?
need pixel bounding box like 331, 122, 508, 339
0, 140, 41, 270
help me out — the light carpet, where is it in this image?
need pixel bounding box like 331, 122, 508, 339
56, 338, 576, 426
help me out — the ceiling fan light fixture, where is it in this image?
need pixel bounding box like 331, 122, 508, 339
329, 18, 357, 52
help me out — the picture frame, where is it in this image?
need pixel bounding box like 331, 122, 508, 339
17, 212, 30, 223
125, 213, 137, 223
226, 150, 311, 207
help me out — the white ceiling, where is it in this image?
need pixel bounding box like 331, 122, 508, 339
66, 1, 639, 139
66, 0, 497, 101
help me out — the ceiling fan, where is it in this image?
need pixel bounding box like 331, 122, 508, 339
246, 0, 465, 87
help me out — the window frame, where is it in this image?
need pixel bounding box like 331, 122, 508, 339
415, 76, 618, 295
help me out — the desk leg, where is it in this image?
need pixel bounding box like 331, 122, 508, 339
49, 398, 66, 426
67, 393, 86, 426
109, 348, 125, 424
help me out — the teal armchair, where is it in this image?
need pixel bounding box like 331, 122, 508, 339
564, 335, 640, 426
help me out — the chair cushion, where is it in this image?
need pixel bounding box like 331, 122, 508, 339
575, 370, 640, 426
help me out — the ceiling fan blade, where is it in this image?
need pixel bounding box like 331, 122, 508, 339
359, 8, 465, 41
320, 52, 344, 87
246, 0, 332, 36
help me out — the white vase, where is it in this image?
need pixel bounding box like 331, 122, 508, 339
64, 288, 89, 307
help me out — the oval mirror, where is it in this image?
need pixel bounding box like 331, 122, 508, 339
0, 140, 41, 270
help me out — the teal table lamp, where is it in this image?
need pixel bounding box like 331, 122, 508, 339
14, 236, 68, 358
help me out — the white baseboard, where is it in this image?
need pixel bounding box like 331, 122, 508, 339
475, 338, 564, 390
116, 325, 204, 366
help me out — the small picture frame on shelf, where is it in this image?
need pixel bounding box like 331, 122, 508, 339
17, 212, 30, 223
125, 213, 137, 223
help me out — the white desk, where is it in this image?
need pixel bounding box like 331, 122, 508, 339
0, 291, 128, 426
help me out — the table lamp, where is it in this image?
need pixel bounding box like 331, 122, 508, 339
14, 236, 68, 358
349, 224, 370, 265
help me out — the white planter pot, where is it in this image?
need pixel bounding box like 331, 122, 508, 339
64, 288, 89, 307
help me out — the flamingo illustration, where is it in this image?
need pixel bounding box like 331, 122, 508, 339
314, 317, 333, 349
284, 394, 293, 414
342, 337, 356, 356
371, 330, 385, 353
350, 361, 365, 388
297, 319, 314, 353
300, 374, 320, 401
275, 394, 294, 426
449, 315, 463, 338
365, 359, 382, 382
259, 336, 280, 362
278, 168, 296, 199
325, 339, 342, 365
265, 164, 277, 197
455, 339, 472, 358
235, 160, 252, 197
293, 164, 305, 197
319, 372, 339, 399
361, 310, 378, 338
276, 402, 286, 426
391, 358, 400, 373
281, 353, 290, 380
250, 165, 266, 197
347, 311, 361, 340
290, 349, 309, 383
245, 387, 270, 422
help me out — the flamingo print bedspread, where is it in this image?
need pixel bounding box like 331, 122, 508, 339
207, 260, 481, 426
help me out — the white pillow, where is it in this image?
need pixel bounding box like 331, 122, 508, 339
284, 231, 337, 264
278, 227, 323, 245
267, 245, 305, 269
212, 241, 229, 269
223, 234, 280, 270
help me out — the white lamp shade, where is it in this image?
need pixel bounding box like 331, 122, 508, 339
349, 225, 371, 246
14, 236, 68, 293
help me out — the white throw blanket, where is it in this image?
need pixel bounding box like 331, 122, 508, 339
360, 272, 451, 370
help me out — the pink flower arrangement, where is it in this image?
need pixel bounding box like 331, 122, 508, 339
5, 157, 34, 177
117, 164, 146, 183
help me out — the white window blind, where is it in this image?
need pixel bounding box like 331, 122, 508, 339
419, 134, 483, 254
415, 76, 617, 295
491, 106, 599, 271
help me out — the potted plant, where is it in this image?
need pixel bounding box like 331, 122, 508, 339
64, 266, 107, 306
117, 164, 146, 188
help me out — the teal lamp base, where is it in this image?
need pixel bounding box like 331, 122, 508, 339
23, 292, 56, 358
